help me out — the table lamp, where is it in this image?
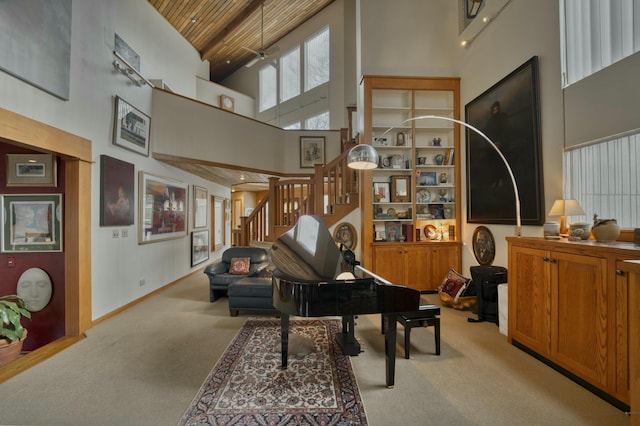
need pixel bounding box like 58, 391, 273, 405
548, 198, 585, 235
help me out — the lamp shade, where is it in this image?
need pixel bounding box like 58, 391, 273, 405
347, 144, 379, 170
548, 199, 585, 216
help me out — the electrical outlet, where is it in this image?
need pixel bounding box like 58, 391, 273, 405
121, 229, 128, 238
112, 230, 120, 238
139, 278, 146, 286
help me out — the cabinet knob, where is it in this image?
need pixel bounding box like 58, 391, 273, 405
543, 257, 550, 262
549, 258, 557, 264
616, 269, 625, 276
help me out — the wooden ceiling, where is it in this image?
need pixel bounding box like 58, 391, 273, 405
149, 0, 335, 82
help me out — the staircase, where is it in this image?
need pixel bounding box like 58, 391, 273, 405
236, 129, 359, 245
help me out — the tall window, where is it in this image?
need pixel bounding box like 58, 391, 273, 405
259, 64, 277, 112
564, 130, 640, 228
305, 27, 330, 92
305, 111, 329, 130
280, 47, 300, 102
560, 0, 640, 87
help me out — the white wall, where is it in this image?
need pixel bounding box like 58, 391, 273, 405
0, 0, 230, 320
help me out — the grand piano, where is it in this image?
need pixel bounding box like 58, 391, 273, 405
271, 215, 421, 387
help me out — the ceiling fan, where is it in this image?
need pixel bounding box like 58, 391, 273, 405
242, 3, 279, 67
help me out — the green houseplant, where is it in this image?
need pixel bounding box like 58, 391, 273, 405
0, 295, 31, 366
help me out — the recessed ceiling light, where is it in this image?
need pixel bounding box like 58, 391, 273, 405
190, 17, 197, 23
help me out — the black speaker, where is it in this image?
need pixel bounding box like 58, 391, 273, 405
469, 266, 507, 324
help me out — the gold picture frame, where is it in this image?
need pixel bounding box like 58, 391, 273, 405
390, 175, 411, 202
6, 154, 57, 187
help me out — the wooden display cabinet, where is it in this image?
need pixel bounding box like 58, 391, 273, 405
361, 76, 462, 291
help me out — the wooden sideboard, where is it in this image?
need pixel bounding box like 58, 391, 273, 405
507, 237, 640, 410
619, 260, 640, 425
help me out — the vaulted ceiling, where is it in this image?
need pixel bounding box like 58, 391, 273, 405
149, 0, 335, 83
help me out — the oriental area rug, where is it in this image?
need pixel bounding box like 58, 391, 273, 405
177, 318, 368, 426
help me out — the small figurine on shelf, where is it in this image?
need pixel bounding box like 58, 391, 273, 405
439, 173, 448, 183
438, 188, 448, 201
432, 137, 442, 146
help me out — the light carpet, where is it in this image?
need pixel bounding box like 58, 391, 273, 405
178, 318, 367, 426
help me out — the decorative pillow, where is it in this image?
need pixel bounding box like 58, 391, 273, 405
438, 269, 471, 301
229, 257, 251, 275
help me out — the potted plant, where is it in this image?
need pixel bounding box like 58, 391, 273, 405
0, 295, 31, 366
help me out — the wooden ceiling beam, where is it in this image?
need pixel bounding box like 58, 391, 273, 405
200, 0, 265, 61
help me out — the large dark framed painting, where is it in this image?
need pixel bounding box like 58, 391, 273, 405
100, 155, 135, 227
465, 56, 544, 226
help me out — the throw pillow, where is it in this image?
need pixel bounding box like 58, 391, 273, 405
438, 268, 471, 301
229, 257, 251, 275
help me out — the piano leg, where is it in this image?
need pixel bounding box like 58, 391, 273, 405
384, 313, 398, 388
335, 315, 361, 356
280, 313, 289, 369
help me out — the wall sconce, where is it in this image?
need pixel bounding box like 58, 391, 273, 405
467, 0, 483, 19
548, 199, 586, 235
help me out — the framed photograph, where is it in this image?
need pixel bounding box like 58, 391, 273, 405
390, 175, 411, 202
6, 154, 57, 187
472, 226, 496, 266
373, 182, 391, 203
193, 186, 207, 229
138, 172, 188, 244
191, 230, 210, 267
299, 136, 325, 168
465, 56, 544, 225
113, 95, 151, 156
1, 194, 62, 252
100, 155, 134, 226
417, 171, 437, 186
212, 196, 225, 250
333, 222, 357, 250
384, 221, 403, 242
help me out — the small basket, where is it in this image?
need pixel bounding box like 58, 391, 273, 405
438, 291, 477, 310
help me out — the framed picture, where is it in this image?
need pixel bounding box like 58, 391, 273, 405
333, 222, 357, 250
191, 230, 210, 267
138, 172, 188, 243
472, 226, 496, 266
193, 186, 207, 229
390, 175, 411, 202
417, 171, 437, 186
100, 155, 134, 226
1, 194, 62, 252
6, 154, 57, 187
465, 56, 544, 225
299, 136, 325, 168
220, 94, 235, 112
384, 221, 403, 242
373, 182, 391, 203
212, 196, 225, 250
113, 95, 151, 156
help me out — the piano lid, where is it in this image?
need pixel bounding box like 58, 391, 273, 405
271, 215, 344, 281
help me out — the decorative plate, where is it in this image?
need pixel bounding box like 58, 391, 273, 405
333, 222, 357, 250
416, 189, 431, 203
472, 226, 495, 266
424, 224, 438, 240
386, 207, 396, 216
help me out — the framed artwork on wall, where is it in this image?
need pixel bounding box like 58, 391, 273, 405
113, 96, 151, 156
465, 56, 544, 225
193, 185, 207, 229
138, 172, 188, 243
299, 136, 325, 168
191, 230, 210, 267
6, 154, 57, 187
100, 155, 134, 227
1, 194, 63, 252
373, 182, 390, 203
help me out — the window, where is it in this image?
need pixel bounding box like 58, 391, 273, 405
305, 27, 330, 92
259, 64, 277, 112
280, 47, 300, 102
563, 130, 640, 228
560, 0, 640, 87
305, 111, 329, 130
284, 122, 301, 130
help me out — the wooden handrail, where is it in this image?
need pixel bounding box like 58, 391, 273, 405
238, 128, 359, 245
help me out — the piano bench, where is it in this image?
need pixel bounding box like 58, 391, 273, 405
227, 277, 279, 317
398, 304, 441, 359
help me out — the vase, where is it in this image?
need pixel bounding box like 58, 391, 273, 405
591, 219, 620, 242
0, 328, 27, 366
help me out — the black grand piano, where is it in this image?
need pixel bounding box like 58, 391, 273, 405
271, 215, 420, 388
